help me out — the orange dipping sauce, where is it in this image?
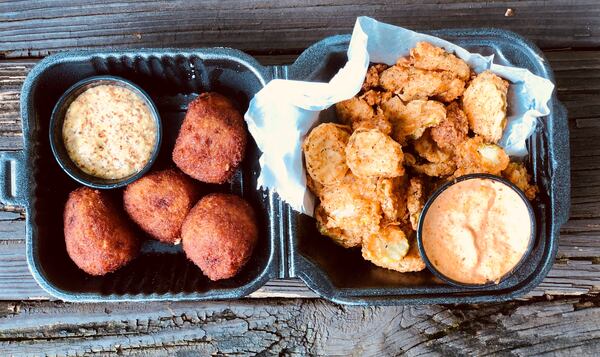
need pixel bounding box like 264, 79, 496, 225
421, 177, 533, 285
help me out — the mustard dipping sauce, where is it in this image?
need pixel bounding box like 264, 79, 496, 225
62, 84, 157, 180
421, 178, 532, 285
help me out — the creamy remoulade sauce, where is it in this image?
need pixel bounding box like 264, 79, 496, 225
63, 84, 157, 179
421, 178, 532, 285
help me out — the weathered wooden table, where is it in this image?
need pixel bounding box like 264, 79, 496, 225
1, 1, 599, 355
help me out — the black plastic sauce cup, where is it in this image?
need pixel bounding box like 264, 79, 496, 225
416, 173, 537, 288
49, 75, 162, 189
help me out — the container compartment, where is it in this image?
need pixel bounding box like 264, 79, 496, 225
286, 31, 570, 305
19, 50, 279, 301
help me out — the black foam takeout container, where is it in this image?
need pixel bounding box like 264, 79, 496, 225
9, 29, 569, 304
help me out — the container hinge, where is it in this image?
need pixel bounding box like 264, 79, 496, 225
271, 191, 294, 278
271, 65, 289, 80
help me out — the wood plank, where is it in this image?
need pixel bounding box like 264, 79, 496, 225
1, 0, 600, 58
0, 297, 598, 355
0, 239, 595, 300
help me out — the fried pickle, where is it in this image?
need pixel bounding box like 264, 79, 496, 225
463, 71, 509, 143
362, 63, 389, 91
362, 225, 410, 271
346, 129, 404, 178
335, 97, 374, 126
383, 97, 446, 144
377, 176, 408, 224
502, 162, 538, 200
381, 65, 465, 102
303, 123, 351, 186
410, 42, 470, 81
413, 130, 452, 163
318, 174, 382, 247
430, 102, 469, 152
407, 177, 425, 231
454, 136, 510, 176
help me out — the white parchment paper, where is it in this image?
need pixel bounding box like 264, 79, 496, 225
244, 16, 555, 216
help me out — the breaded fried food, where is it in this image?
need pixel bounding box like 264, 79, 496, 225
383, 97, 446, 144
362, 64, 389, 91
411, 160, 457, 178
303, 123, 351, 186
413, 130, 451, 163
124, 169, 199, 244
394, 235, 427, 272
318, 173, 382, 247
454, 136, 510, 176
337, 96, 392, 135
377, 176, 408, 223
430, 102, 469, 152
380, 65, 465, 103
410, 42, 470, 81
360, 90, 393, 107
407, 177, 425, 231
315, 205, 362, 248
306, 174, 326, 198
181, 193, 258, 281
173, 92, 247, 184
351, 108, 393, 135
64, 187, 139, 276
502, 162, 538, 200
463, 71, 509, 143
362, 225, 410, 271
346, 129, 404, 178
335, 97, 374, 126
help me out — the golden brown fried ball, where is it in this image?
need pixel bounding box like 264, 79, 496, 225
181, 193, 258, 281
64, 187, 139, 276
124, 169, 200, 244
173, 92, 247, 184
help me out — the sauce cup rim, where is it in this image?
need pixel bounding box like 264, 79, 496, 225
49, 75, 162, 189
416, 173, 537, 289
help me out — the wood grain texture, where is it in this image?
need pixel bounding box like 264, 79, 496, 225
0, 297, 598, 355
1, 0, 600, 58
1, 49, 600, 300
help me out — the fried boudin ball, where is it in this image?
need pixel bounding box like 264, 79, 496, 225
64, 187, 139, 276
462, 71, 509, 143
173, 92, 247, 184
124, 169, 200, 244
181, 193, 258, 281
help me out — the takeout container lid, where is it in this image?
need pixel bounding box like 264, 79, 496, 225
8, 28, 570, 304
